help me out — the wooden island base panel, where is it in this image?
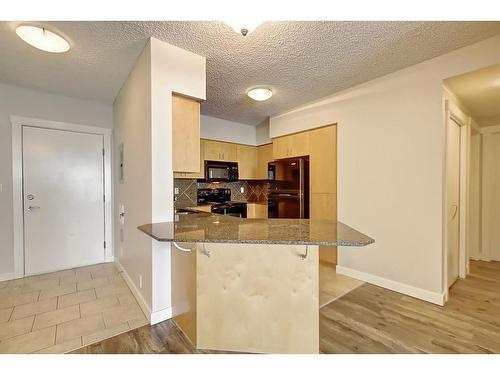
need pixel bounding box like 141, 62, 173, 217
139, 212, 374, 354
173, 243, 319, 354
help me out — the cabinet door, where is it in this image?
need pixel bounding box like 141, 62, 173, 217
272, 136, 290, 159
174, 139, 205, 179
257, 143, 273, 179
172, 94, 200, 172
237, 144, 258, 180
310, 125, 336, 194
203, 140, 222, 161
219, 142, 238, 162
247, 203, 268, 218
289, 131, 310, 157
310, 193, 337, 265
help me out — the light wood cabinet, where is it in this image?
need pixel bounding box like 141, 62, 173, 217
257, 143, 273, 179
237, 144, 258, 180
174, 139, 205, 179
247, 203, 268, 218
311, 193, 337, 265
310, 125, 336, 194
204, 140, 237, 162
172, 94, 200, 173
310, 193, 337, 221
272, 131, 310, 159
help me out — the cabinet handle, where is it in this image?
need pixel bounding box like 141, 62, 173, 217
172, 241, 191, 253
199, 244, 211, 257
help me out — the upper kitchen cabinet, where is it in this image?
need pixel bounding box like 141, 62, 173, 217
257, 143, 273, 180
272, 131, 310, 159
237, 144, 258, 180
204, 140, 237, 162
174, 139, 205, 179
309, 125, 337, 194
172, 93, 201, 173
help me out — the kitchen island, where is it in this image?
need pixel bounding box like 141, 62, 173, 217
138, 212, 373, 354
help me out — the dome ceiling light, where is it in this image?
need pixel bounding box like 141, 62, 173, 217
16, 25, 70, 53
247, 88, 273, 101
226, 21, 263, 36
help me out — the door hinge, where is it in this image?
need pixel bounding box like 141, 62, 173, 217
102, 148, 105, 156
104, 241, 106, 249
103, 194, 105, 202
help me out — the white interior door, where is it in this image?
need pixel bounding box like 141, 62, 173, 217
23, 126, 105, 275
447, 118, 461, 288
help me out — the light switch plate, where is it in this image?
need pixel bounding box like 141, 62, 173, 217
240, 186, 244, 193
174, 187, 179, 195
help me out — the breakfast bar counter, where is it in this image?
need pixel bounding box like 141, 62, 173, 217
138, 213, 373, 354
138, 212, 374, 247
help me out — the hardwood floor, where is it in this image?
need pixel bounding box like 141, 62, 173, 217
72, 260, 500, 354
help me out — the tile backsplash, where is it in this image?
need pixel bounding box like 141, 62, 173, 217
174, 179, 269, 209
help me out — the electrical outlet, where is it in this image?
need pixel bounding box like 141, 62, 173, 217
120, 247, 123, 257
240, 186, 244, 193
174, 187, 179, 195
139, 274, 143, 289
0, 183, 3, 193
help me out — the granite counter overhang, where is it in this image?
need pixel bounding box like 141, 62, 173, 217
138, 212, 374, 247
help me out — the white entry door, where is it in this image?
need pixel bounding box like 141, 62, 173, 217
23, 126, 105, 275
446, 118, 461, 288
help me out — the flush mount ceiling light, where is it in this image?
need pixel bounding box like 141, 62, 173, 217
226, 21, 263, 36
16, 25, 70, 53
247, 88, 273, 101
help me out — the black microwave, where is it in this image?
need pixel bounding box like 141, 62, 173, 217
204, 160, 239, 182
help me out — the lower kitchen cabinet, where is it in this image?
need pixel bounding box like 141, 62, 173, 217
247, 203, 268, 218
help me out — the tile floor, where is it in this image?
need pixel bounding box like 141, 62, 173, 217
0, 263, 148, 354
319, 262, 364, 308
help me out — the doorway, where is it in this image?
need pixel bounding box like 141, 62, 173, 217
11, 116, 113, 278
23, 126, 105, 275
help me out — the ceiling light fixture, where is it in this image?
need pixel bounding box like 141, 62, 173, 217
226, 21, 263, 36
247, 88, 273, 101
16, 25, 70, 53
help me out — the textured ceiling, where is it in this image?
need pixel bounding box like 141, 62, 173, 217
1, 21, 500, 125
445, 63, 500, 127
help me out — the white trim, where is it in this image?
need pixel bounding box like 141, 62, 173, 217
336, 266, 446, 306
150, 307, 173, 325
116, 261, 155, 324
0, 272, 16, 283
10, 115, 114, 280
480, 124, 500, 134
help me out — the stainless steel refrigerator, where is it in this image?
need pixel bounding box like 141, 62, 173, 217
267, 157, 309, 219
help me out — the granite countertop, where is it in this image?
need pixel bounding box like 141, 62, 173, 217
138, 212, 374, 247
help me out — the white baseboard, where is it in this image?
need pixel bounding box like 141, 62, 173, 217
115, 261, 152, 323
150, 307, 173, 325
336, 266, 446, 306
0, 272, 16, 283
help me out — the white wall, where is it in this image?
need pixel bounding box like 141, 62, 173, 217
201, 115, 257, 145
469, 131, 482, 260
113, 42, 153, 313
0, 82, 112, 281
256, 118, 271, 145
270, 35, 500, 304
113, 38, 205, 323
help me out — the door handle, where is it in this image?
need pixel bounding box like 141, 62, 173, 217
451, 204, 458, 219
27, 206, 40, 211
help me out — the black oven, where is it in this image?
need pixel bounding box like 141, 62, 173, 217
204, 160, 238, 182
